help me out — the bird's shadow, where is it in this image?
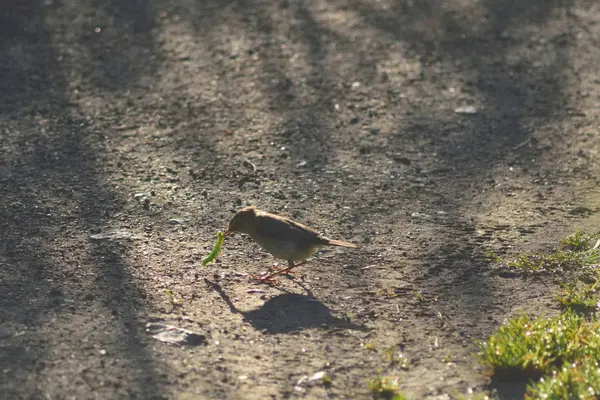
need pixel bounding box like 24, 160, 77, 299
204, 279, 367, 334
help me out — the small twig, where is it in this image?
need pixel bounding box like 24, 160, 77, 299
247, 289, 266, 294
513, 138, 532, 151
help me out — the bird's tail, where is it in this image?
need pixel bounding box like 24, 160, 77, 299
324, 238, 359, 248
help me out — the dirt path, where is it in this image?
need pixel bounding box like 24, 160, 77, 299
1, 1, 600, 399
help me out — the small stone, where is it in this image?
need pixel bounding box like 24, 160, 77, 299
146, 323, 207, 346
410, 212, 432, 220
90, 231, 139, 240
393, 155, 411, 165
296, 376, 308, 386
454, 106, 478, 115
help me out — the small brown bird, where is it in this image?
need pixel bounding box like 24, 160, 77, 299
224, 206, 358, 282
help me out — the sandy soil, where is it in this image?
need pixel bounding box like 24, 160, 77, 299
1, 0, 600, 399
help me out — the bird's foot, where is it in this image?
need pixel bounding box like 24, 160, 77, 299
249, 263, 303, 284
267, 265, 300, 277
274, 269, 301, 278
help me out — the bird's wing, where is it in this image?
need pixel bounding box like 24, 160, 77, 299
254, 214, 329, 245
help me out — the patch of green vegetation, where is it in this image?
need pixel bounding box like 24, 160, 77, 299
363, 342, 378, 351
368, 375, 408, 400
383, 345, 398, 365
478, 311, 600, 378
489, 232, 600, 275
525, 358, 600, 399
556, 278, 600, 312
478, 311, 600, 398
412, 290, 426, 302
490, 232, 600, 310
480, 232, 600, 398
164, 289, 184, 307
560, 231, 600, 252
500, 250, 598, 274
380, 345, 409, 369
322, 373, 332, 387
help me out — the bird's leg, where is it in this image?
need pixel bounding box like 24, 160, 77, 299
260, 260, 306, 280
249, 264, 285, 284
250, 261, 308, 284
249, 272, 280, 284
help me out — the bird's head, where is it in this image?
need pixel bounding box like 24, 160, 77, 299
224, 206, 258, 236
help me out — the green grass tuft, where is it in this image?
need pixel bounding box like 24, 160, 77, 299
478, 311, 600, 378
526, 358, 600, 399
478, 311, 600, 398
490, 232, 600, 275
556, 279, 600, 312
481, 232, 600, 398
491, 232, 600, 310
382, 345, 408, 368
560, 231, 600, 252
368, 375, 408, 400
503, 250, 599, 274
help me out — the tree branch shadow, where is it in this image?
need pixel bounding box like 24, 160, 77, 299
0, 1, 168, 397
